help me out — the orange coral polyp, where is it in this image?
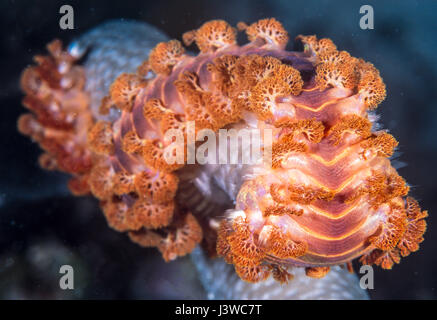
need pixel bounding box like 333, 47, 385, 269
88, 163, 114, 199
133, 170, 179, 204
277, 118, 325, 143
149, 40, 185, 75
227, 217, 266, 262
250, 77, 290, 119
184, 20, 236, 53
19, 18, 427, 284
369, 203, 407, 251
397, 197, 428, 257
296, 35, 337, 57
315, 61, 358, 89
234, 264, 271, 283
112, 171, 136, 195
328, 114, 372, 145
142, 98, 168, 120
110, 73, 147, 112
88, 121, 115, 155
361, 132, 398, 159
122, 130, 146, 154
240, 18, 289, 48
268, 227, 307, 259
357, 64, 387, 110
305, 266, 331, 278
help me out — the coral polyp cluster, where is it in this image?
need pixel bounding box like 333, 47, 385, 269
18, 18, 427, 284
18, 40, 93, 193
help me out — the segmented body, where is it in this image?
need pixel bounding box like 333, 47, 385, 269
18, 18, 427, 284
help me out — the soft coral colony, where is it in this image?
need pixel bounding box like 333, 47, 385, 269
18, 18, 427, 283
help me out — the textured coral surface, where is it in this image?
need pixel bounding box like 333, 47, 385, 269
18, 18, 427, 284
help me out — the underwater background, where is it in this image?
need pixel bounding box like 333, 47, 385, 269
0, 0, 436, 299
